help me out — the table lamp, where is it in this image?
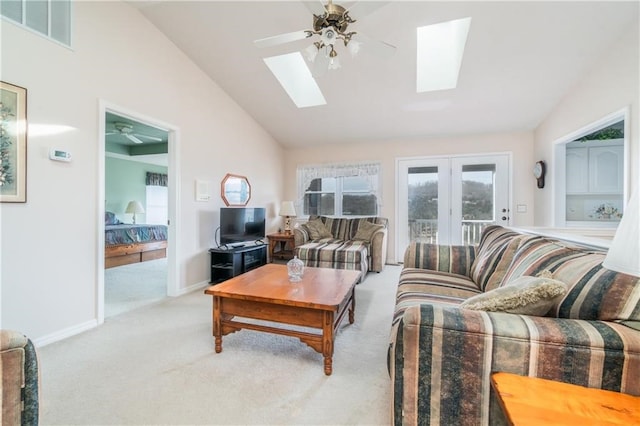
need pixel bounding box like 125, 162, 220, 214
603, 191, 640, 277
125, 200, 145, 224
279, 201, 297, 234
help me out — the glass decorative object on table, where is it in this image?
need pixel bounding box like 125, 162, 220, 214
287, 255, 304, 282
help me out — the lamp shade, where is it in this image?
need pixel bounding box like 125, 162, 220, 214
279, 201, 296, 217
602, 191, 640, 277
125, 200, 145, 214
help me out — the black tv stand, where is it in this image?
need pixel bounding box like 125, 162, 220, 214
209, 244, 267, 284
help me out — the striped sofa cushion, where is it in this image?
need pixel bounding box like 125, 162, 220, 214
309, 215, 388, 241
296, 239, 369, 276
390, 268, 481, 342
499, 237, 640, 323
470, 225, 532, 292
403, 242, 476, 277
391, 304, 640, 425
500, 237, 596, 284
550, 252, 640, 322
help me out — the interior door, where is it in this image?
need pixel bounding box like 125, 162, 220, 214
397, 154, 510, 262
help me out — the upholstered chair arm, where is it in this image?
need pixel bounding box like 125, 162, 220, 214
369, 227, 388, 272
294, 225, 310, 247
403, 242, 476, 277
1, 329, 39, 425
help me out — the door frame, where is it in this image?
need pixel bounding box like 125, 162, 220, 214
97, 100, 181, 324
395, 152, 512, 263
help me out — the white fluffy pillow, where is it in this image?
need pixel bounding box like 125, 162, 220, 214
460, 275, 567, 316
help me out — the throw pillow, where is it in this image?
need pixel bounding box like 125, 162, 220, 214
305, 218, 333, 240
354, 221, 384, 242
460, 274, 568, 316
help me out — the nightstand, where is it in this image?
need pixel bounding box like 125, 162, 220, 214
267, 232, 296, 262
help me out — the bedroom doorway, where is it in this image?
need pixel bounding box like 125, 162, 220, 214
98, 102, 180, 323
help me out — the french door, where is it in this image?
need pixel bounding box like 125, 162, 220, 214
396, 154, 510, 262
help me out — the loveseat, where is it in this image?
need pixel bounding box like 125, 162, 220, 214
1, 329, 39, 425
389, 225, 640, 425
294, 215, 388, 281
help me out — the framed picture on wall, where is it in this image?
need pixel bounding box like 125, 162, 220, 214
0, 81, 27, 203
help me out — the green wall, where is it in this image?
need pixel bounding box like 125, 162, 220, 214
105, 156, 168, 224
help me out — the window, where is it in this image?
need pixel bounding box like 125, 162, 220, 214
298, 162, 381, 217
145, 172, 168, 225
1, 0, 72, 47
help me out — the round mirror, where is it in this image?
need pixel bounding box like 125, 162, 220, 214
221, 173, 251, 206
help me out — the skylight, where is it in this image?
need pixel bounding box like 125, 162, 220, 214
263, 52, 327, 108
416, 17, 472, 93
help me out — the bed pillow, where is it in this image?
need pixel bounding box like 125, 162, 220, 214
105, 211, 122, 225
354, 221, 384, 242
460, 274, 568, 316
305, 218, 333, 240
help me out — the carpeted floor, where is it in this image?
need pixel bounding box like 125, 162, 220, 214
105, 258, 168, 318
38, 264, 402, 425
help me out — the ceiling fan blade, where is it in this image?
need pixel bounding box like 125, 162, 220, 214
351, 32, 396, 59
345, 1, 389, 19
125, 134, 144, 144
302, 1, 327, 17
134, 133, 163, 142
254, 30, 312, 48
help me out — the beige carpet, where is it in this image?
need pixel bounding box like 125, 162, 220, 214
38, 265, 402, 425
105, 258, 168, 318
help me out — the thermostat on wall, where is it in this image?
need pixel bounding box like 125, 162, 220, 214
49, 148, 72, 162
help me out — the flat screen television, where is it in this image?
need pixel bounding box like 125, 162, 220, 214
219, 207, 266, 246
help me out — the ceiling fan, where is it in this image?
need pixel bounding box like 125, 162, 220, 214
106, 122, 162, 144
254, 0, 396, 76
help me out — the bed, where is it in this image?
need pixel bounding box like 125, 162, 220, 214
105, 212, 168, 268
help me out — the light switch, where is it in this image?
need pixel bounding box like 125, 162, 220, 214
195, 180, 210, 201
516, 204, 527, 213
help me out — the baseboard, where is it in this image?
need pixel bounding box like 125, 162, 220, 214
172, 280, 209, 296
33, 319, 98, 348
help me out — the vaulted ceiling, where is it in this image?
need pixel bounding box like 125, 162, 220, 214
130, 1, 639, 148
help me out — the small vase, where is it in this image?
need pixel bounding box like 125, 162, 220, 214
287, 255, 304, 282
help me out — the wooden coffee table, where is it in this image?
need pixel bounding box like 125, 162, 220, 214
204, 264, 361, 375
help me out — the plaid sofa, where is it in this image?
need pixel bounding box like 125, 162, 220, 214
1, 329, 39, 425
389, 225, 640, 425
294, 216, 388, 280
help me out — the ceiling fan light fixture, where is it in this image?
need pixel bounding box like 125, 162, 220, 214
347, 39, 361, 57
304, 43, 319, 62
328, 55, 341, 70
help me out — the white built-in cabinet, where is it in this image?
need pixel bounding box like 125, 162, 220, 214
566, 139, 623, 195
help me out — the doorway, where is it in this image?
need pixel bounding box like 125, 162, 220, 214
396, 154, 511, 263
98, 101, 180, 324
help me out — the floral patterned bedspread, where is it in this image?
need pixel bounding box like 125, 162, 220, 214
105, 224, 168, 246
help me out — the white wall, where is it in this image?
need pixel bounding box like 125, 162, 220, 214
0, 2, 284, 341
284, 131, 535, 262
534, 22, 639, 226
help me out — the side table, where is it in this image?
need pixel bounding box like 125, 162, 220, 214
491, 372, 640, 425
267, 232, 296, 262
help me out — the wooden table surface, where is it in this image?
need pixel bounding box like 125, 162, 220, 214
491, 372, 640, 425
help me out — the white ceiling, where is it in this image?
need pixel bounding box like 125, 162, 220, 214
130, 1, 639, 148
